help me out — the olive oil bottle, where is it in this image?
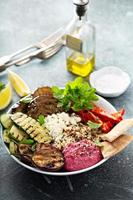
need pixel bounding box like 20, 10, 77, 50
65, 0, 95, 77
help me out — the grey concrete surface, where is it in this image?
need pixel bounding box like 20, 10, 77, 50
0, 0, 133, 200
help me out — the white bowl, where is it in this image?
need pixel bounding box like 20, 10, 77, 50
90, 67, 131, 97
0, 96, 116, 176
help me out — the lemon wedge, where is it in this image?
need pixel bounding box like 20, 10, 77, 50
0, 83, 12, 110
8, 70, 30, 97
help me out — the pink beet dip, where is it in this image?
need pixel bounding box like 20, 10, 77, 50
63, 139, 103, 171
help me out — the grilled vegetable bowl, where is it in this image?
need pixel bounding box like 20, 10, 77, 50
1, 78, 133, 176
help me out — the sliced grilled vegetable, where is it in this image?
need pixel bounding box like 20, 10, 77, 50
9, 141, 18, 154
9, 125, 28, 142
19, 144, 32, 155
11, 102, 28, 114
33, 86, 53, 98
9, 137, 19, 145
27, 95, 62, 119
3, 129, 10, 143
0, 113, 13, 129
11, 112, 52, 143
32, 143, 64, 171
18, 144, 33, 163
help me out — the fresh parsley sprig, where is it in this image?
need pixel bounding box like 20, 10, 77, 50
87, 121, 102, 129
52, 77, 98, 112
94, 138, 103, 147
37, 115, 45, 125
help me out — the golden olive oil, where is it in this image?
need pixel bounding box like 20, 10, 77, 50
65, 1, 95, 77
67, 52, 95, 77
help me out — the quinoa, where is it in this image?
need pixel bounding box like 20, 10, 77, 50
53, 123, 102, 150
45, 112, 102, 150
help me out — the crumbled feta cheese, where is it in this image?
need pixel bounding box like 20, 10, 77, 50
45, 112, 81, 139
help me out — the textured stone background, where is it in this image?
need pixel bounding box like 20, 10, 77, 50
0, 0, 133, 199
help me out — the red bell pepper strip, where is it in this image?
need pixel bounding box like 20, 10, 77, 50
77, 110, 102, 124
111, 108, 125, 123
78, 110, 113, 133
101, 121, 114, 133
77, 107, 125, 134
91, 106, 125, 124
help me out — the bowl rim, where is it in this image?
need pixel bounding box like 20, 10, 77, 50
0, 95, 116, 176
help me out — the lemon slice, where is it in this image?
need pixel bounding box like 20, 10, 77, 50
0, 83, 12, 110
8, 70, 30, 97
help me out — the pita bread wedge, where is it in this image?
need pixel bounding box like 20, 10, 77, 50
101, 134, 133, 158
100, 118, 133, 142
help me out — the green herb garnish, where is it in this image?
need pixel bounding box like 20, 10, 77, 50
37, 114, 45, 125
87, 121, 102, 129
94, 138, 103, 147
0, 82, 5, 92
20, 139, 35, 145
20, 95, 33, 104
52, 77, 98, 112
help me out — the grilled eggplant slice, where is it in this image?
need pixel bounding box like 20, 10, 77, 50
27, 95, 62, 119
33, 87, 53, 98
11, 102, 28, 114
27, 86, 62, 119
18, 144, 33, 163
11, 112, 52, 143
32, 143, 64, 171
19, 144, 32, 154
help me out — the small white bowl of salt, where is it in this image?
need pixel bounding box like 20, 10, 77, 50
90, 66, 131, 97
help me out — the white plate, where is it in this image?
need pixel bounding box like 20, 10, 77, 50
90, 67, 131, 97
0, 96, 116, 176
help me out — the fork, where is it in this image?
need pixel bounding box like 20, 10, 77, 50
6, 41, 63, 67
0, 27, 64, 72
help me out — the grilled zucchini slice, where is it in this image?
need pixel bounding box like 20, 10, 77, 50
9, 141, 18, 154
10, 125, 28, 142
11, 112, 52, 143
0, 113, 13, 129
3, 129, 10, 143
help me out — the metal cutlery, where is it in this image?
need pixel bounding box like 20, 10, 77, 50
0, 27, 64, 72
7, 42, 62, 67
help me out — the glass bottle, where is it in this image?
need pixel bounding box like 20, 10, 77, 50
65, 0, 95, 77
